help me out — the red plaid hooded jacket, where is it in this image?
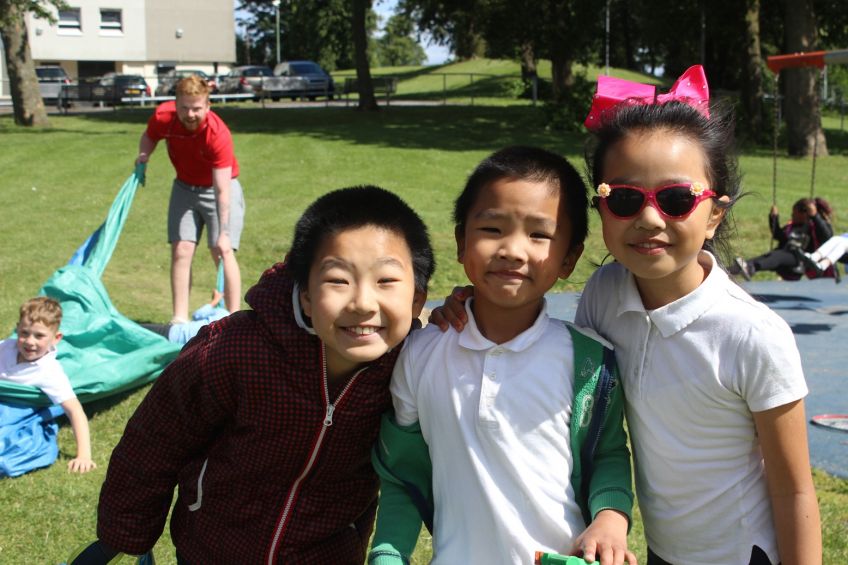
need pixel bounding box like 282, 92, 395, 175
97, 263, 400, 564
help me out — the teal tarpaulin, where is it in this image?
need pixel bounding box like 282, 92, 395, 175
0, 165, 181, 407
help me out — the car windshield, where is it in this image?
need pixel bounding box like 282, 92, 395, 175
290, 63, 323, 75
36, 68, 68, 80
178, 70, 208, 79
244, 67, 273, 77
117, 76, 145, 84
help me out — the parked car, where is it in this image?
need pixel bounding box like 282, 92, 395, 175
156, 69, 217, 96
273, 60, 335, 100
91, 73, 151, 105
217, 65, 288, 101
35, 66, 73, 104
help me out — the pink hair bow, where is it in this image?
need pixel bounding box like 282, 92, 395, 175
583, 65, 710, 130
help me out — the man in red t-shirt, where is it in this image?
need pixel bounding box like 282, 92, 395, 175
135, 76, 244, 323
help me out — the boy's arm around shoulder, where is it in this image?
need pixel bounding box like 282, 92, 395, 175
369, 411, 434, 565
97, 323, 238, 555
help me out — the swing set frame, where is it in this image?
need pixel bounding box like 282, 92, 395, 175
765, 49, 848, 203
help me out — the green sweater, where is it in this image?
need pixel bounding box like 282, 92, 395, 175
368, 324, 634, 565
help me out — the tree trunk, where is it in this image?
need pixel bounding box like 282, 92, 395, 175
452, 20, 484, 60
783, 0, 827, 157
0, 2, 49, 127
519, 41, 537, 81
739, 0, 765, 140
351, 0, 378, 111
550, 51, 574, 102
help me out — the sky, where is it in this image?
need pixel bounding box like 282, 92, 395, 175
234, 0, 450, 66
374, 0, 450, 65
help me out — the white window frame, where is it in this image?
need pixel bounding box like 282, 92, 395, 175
57, 8, 82, 36
99, 9, 123, 36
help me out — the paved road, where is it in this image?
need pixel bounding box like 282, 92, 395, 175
430, 278, 848, 478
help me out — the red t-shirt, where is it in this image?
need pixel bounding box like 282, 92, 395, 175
145, 100, 239, 187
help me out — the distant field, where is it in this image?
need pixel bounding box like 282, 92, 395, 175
331, 59, 664, 105
1, 61, 847, 563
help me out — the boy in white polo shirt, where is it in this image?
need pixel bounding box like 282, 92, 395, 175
0, 297, 95, 473
368, 147, 634, 565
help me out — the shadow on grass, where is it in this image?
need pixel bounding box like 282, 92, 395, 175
66, 105, 586, 155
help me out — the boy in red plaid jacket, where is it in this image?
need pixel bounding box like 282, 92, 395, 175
72, 186, 434, 564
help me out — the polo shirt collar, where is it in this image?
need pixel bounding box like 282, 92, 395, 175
458, 298, 550, 352
617, 251, 724, 338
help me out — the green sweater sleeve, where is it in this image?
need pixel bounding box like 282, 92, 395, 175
587, 360, 634, 527
368, 412, 434, 565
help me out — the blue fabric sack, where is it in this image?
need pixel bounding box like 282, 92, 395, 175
0, 403, 65, 477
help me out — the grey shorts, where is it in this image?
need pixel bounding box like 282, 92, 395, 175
167, 178, 245, 250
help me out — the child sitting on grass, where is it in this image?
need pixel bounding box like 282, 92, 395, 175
369, 147, 634, 565
72, 185, 434, 564
0, 297, 95, 473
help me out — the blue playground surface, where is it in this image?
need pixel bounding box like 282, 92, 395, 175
448, 279, 848, 478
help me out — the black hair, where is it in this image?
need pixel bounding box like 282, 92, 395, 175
585, 101, 741, 264
794, 197, 834, 224
288, 185, 435, 291
453, 146, 589, 250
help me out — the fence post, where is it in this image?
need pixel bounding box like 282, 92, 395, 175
532, 75, 538, 106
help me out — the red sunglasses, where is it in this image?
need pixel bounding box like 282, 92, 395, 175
595, 182, 716, 220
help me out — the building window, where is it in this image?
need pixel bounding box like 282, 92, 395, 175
57, 8, 82, 34
100, 9, 122, 35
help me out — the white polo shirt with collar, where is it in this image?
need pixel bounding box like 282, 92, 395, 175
575, 252, 807, 565
391, 299, 586, 565
0, 338, 76, 405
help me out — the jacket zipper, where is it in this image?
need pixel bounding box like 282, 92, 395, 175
265, 344, 365, 564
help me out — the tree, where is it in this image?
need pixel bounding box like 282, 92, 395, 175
400, 0, 486, 61
739, 0, 767, 142
376, 13, 426, 67
237, 0, 367, 71
0, 0, 56, 126
783, 0, 827, 157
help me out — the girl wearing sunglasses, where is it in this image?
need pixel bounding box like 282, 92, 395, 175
432, 67, 821, 565
578, 69, 821, 565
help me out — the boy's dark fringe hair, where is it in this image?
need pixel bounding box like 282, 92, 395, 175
584, 100, 743, 267
453, 145, 590, 251
287, 185, 435, 292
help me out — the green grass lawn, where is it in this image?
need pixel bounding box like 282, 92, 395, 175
1, 82, 847, 563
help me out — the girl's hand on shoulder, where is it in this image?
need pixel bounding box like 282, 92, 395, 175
428, 285, 474, 332
570, 509, 636, 565
68, 457, 97, 474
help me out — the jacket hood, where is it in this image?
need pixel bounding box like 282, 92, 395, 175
244, 262, 303, 346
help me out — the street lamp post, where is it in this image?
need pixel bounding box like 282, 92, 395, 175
272, 0, 281, 66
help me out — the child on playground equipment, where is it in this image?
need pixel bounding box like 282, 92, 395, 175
368, 147, 634, 565
732, 197, 834, 281
0, 297, 95, 473
800, 232, 848, 279
432, 66, 821, 565
69, 186, 434, 564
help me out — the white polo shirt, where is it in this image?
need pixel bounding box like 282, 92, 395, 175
0, 338, 76, 405
575, 252, 807, 565
391, 299, 585, 564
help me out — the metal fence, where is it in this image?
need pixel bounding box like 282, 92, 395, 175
1, 71, 546, 112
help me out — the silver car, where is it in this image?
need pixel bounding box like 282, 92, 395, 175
273, 60, 335, 100
36, 66, 73, 103
218, 65, 289, 101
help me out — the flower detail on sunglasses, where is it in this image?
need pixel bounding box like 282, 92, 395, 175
597, 183, 612, 198
690, 182, 706, 196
